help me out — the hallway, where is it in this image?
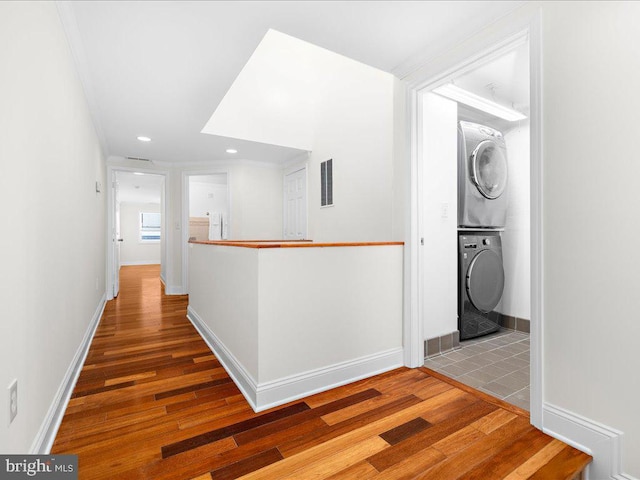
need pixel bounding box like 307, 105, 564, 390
51, 265, 590, 479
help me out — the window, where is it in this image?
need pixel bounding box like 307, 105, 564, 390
320, 158, 333, 207
140, 212, 161, 242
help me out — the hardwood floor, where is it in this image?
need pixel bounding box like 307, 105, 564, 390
52, 265, 591, 479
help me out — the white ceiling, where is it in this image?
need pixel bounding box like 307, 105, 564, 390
60, 1, 526, 165
116, 171, 163, 204
455, 41, 529, 111
454, 40, 530, 132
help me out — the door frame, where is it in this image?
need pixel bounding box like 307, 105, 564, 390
181, 169, 231, 295
282, 165, 308, 240
404, 9, 543, 427
106, 165, 169, 301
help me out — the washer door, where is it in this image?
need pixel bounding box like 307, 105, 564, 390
471, 140, 508, 199
466, 249, 505, 313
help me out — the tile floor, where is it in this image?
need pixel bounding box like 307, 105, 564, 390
423, 328, 530, 411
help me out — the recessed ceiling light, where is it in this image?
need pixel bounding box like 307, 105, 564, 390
137, 136, 152, 142
133, 172, 144, 176
226, 148, 238, 154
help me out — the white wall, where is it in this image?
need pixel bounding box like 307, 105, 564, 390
258, 246, 403, 383
229, 164, 283, 240
0, 2, 106, 453
188, 244, 260, 380
496, 121, 530, 320
188, 243, 403, 410
542, 2, 640, 476
421, 93, 459, 339
305, 59, 397, 242
393, 78, 408, 243
203, 29, 402, 243
189, 181, 228, 219
187, 166, 282, 243
119, 203, 161, 265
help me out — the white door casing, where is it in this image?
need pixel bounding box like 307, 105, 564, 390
106, 165, 169, 301
283, 167, 307, 240
113, 173, 121, 297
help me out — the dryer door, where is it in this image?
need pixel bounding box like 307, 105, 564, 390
466, 249, 505, 313
471, 140, 508, 199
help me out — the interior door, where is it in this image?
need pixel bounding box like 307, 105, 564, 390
113, 176, 122, 297
284, 168, 307, 240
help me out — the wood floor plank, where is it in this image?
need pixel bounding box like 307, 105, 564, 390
162, 402, 310, 458
502, 439, 567, 480
415, 416, 532, 479
462, 427, 555, 480
527, 445, 594, 480
208, 448, 284, 480
240, 434, 389, 480
371, 447, 447, 480
278, 394, 424, 458
320, 392, 413, 427
367, 400, 496, 472
379, 417, 432, 446
472, 407, 519, 434
430, 424, 485, 457
127, 416, 330, 480
155, 377, 233, 400
324, 461, 379, 480
233, 389, 381, 446
278, 436, 389, 480
51, 265, 591, 480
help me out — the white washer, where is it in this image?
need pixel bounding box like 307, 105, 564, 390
458, 121, 509, 228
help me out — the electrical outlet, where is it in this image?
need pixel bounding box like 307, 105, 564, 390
8, 379, 17, 424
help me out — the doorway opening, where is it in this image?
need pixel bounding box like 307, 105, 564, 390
107, 168, 167, 300
181, 171, 230, 294
408, 24, 542, 426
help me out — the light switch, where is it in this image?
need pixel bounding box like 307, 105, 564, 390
440, 202, 449, 218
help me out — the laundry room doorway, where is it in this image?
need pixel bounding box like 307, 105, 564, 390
406, 19, 543, 427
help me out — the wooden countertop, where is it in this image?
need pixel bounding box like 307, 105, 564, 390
189, 240, 404, 249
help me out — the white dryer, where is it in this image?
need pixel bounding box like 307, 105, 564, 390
458, 121, 509, 228
459, 231, 504, 340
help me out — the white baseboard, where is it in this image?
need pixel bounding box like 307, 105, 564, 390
160, 272, 167, 287
543, 402, 636, 480
30, 293, 106, 454
164, 285, 184, 295
186, 306, 259, 409
187, 306, 404, 412
255, 347, 404, 412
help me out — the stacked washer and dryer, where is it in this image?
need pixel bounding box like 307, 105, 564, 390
458, 121, 509, 340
